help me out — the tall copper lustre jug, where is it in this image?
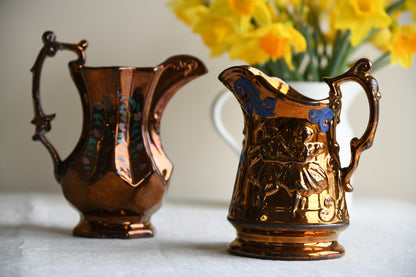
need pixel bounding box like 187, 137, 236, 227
31, 31, 207, 238
219, 59, 380, 260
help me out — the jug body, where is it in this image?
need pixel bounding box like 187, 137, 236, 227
219, 59, 380, 259
31, 31, 207, 238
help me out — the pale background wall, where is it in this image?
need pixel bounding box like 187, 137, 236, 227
0, 0, 415, 204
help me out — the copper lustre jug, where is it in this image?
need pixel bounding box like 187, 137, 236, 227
219, 59, 380, 260
31, 31, 207, 238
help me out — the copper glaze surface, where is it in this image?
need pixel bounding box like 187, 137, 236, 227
31, 31, 207, 238
219, 59, 380, 259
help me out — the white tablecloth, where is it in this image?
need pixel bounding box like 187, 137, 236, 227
0, 192, 415, 276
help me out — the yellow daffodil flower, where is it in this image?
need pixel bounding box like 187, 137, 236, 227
168, 0, 415, 79
168, 0, 208, 26
229, 32, 270, 64
230, 23, 307, 69
388, 24, 416, 68
193, 10, 235, 56
371, 27, 392, 51
334, 0, 392, 46
210, 0, 273, 34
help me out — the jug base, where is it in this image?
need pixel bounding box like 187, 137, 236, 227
229, 238, 344, 260
228, 219, 347, 260
73, 214, 154, 239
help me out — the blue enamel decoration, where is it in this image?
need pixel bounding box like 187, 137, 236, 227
309, 107, 334, 133
234, 77, 278, 118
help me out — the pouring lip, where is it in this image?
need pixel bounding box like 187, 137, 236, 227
219, 65, 332, 106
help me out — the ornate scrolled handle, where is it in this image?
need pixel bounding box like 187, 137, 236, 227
30, 31, 88, 182
323, 58, 381, 192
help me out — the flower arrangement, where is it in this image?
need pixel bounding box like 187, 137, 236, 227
168, 0, 416, 81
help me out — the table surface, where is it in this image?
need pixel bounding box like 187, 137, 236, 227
0, 192, 415, 277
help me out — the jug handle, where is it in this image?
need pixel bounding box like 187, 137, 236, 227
30, 31, 88, 182
323, 58, 381, 192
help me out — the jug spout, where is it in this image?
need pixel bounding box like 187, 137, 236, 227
142, 55, 207, 183
218, 66, 287, 120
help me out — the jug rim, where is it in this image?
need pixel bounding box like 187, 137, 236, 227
244, 66, 332, 105
219, 66, 333, 106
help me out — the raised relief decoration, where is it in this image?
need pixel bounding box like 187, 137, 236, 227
219, 59, 380, 260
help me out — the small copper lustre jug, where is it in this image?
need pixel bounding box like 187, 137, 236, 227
219, 59, 380, 260
31, 31, 207, 238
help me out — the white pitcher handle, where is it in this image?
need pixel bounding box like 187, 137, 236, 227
211, 90, 242, 155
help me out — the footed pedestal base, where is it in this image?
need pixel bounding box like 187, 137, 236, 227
229, 238, 345, 260
73, 214, 154, 239
228, 219, 348, 260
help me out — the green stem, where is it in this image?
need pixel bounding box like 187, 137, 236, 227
338, 43, 356, 75
277, 59, 294, 80
270, 60, 282, 77
263, 59, 287, 79
387, 0, 406, 14
323, 31, 341, 76
313, 30, 321, 70
331, 31, 343, 57
303, 63, 313, 80
313, 15, 330, 76
293, 52, 305, 72
291, 64, 304, 81
328, 31, 351, 77
301, 27, 319, 81
372, 52, 390, 72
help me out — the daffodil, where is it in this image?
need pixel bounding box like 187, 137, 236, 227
325, 4, 340, 44
168, 0, 414, 80
334, 0, 392, 46
371, 27, 392, 51
168, 0, 208, 26
229, 23, 307, 69
210, 0, 273, 34
193, 10, 235, 56
388, 24, 416, 68
229, 32, 269, 64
